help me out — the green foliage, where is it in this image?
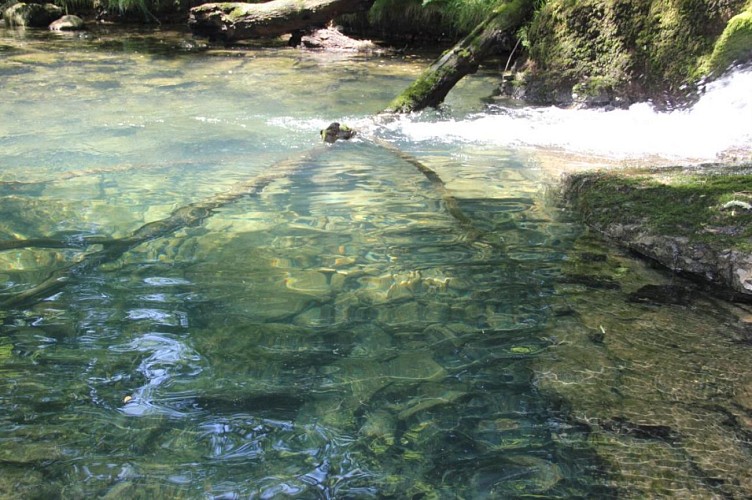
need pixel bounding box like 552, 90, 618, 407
367, 0, 501, 39
52, 0, 195, 19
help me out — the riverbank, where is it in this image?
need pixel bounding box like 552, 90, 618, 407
560, 164, 752, 302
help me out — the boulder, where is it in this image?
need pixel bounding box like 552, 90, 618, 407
294, 26, 377, 51
49, 14, 85, 31
3, 2, 62, 27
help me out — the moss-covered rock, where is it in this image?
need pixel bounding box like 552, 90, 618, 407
516, 0, 751, 106
3, 2, 62, 27
703, 4, 752, 76
560, 165, 752, 299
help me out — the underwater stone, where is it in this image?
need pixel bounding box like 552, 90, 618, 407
359, 410, 396, 454
628, 284, 697, 306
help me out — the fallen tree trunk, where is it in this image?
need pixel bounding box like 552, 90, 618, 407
384, 0, 534, 113
188, 0, 374, 42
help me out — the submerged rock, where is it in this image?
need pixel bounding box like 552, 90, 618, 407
628, 284, 697, 306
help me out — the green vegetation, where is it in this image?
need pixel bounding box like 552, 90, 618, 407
563, 169, 752, 250
519, 0, 751, 104
46, 0, 200, 21
703, 3, 752, 76
384, 0, 534, 112
341, 0, 505, 41
5, 0, 747, 106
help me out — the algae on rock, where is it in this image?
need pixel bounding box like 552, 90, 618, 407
703, 4, 752, 76
560, 166, 752, 298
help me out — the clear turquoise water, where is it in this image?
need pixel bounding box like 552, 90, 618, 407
1, 26, 751, 498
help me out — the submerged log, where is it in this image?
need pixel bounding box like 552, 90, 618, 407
1, 124, 495, 309
0, 149, 329, 309
188, 0, 374, 42
384, 0, 534, 113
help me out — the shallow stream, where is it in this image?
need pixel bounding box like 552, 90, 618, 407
1, 26, 752, 498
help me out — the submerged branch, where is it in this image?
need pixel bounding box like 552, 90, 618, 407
0, 149, 326, 309
368, 136, 490, 244
324, 122, 496, 245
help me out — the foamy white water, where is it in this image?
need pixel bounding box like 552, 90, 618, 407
388, 66, 752, 162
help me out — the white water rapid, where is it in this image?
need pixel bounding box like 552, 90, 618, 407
387, 65, 752, 163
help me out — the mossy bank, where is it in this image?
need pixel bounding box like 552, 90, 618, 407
560, 165, 752, 300
509, 0, 752, 107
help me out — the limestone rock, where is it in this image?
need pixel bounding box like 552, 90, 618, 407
49, 14, 85, 31
561, 169, 752, 301
296, 26, 377, 51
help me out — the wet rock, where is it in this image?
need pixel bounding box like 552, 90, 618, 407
320, 122, 355, 143
561, 170, 752, 301
3, 2, 62, 28
560, 273, 621, 290
628, 284, 697, 306
49, 14, 85, 31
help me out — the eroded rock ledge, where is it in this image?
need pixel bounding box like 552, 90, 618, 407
560, 165, 752, 301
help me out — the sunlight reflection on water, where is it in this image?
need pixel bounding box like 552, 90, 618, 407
1, 26, 751, 499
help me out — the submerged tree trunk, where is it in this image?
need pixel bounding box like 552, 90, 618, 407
189, 0, 374, 41
1, 128, 495, 309
0, 150, 327, 309
384, 0, 534, 113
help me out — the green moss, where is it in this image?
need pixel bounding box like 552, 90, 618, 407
703, 7, 752, 75
524, 0, 640, 102
523, 0, 749, 103
385, 65, 445, 112
564, 169, 752, 251
572, 76, 617, 98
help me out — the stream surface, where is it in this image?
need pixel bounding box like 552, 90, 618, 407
1, 26, 752, 498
